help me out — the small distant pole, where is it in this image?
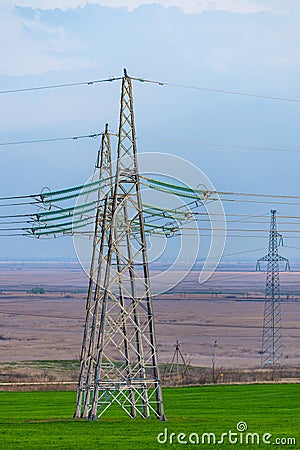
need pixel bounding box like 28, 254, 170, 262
212, 340, 218, 384
176, 340, 180, 375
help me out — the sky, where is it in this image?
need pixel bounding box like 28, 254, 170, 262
3, 0, 300, 14
0, 1, 299, 262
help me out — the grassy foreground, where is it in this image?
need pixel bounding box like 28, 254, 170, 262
0, 384, 299, 449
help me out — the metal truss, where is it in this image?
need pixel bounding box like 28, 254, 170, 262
256, 210, 290, 366
163, 340, 190, 379
74, 123, 113, 418
74, 70, 165, 421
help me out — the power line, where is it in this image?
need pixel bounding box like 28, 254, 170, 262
139, 136, 300, 155
0, 132, 106, 147
0, 216, 94, 232
0, 200, 39, 207
141, 189, 300, 235
0, 213, 34, 219
0, 211, 299, 221
143, 202, 300, 227
0, 220, 31, 225
156, 322, 300, 330
0, 76, 122, 95
0, 310, 83, 320
219, 197, 300, 206
145, 203, 300, 221
193, 218, 300, 226
132, 76, 300, 103
2, 215, 300, 238
0, 233, 27, 237
2, 176, 300, 234
218, 191, 300, 201
0, 309, 298, 330
0, 178, 111, 202
76, 230, 300, 239
142, 176, 300, 200
285, 245, 300, 251
141, 177, 300, 207
1, 131, 298, 157
4, 175, 300, 208
1, 73, 298, 104
160, 232, 300, 239
179, 227, 300, 233
221, 248, 267, 258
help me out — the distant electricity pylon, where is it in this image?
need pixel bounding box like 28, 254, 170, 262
163, 340, 190, 379
256, 210, 290, 366
74, 69, 165, 421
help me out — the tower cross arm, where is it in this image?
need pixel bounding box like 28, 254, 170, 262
256, 255, 269, 271
277, 254, 291, 271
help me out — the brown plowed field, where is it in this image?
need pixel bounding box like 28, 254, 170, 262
0, 262, 299, 368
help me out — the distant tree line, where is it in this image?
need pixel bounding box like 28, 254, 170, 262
27, 287, 45, 294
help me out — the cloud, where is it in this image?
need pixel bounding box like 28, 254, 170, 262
0, 5, 99, 75
250, 0, 300, 15
0, 0, 289, 14
1, 1, 299, 78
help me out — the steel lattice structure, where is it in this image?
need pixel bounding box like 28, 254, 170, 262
74, 70, 165, 421
256, 210, 290, 366
74, 123, 113, 419
163, 340, 190, 379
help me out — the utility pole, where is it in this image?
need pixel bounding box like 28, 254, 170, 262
256, 210, 290, 366
212, 340, 217, 384
74, 70, 165, 421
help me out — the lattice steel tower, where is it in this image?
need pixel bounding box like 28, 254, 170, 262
163, 340, 190, 379
74, 69, 165, 421
256, 210, 290, 366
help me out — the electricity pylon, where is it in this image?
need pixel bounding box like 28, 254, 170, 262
256, 210, 290, 366
74, 69, 165, 421
74, 123, 112, 419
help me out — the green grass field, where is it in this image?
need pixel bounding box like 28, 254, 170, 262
0, 384, 299, 449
